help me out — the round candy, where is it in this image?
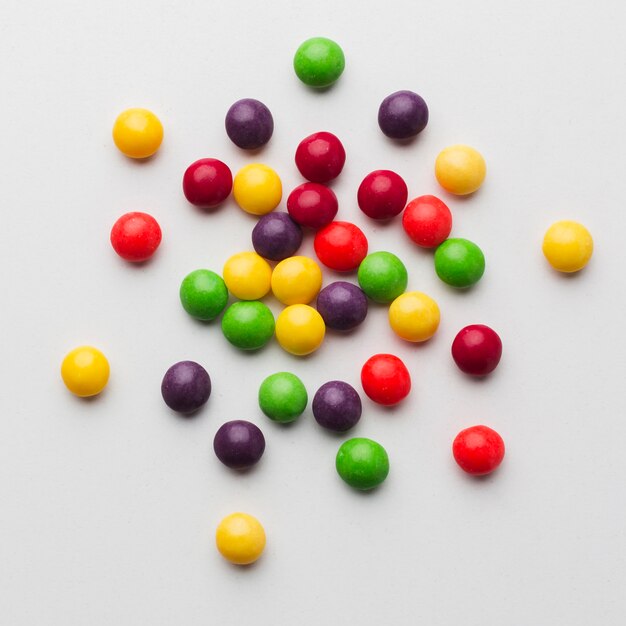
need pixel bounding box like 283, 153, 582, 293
179, 269, 228, 321
313, 381, 362, 432
295, 132, 346, 183
221, 301, 275, 351
357, 170, 408, 220
452, 425, 505, 476
61, 346, 110, 397
434, 238, 485, 288
213, 420, 266, 469
225, 98, 274, 150
378, 90, 428, 139
357, 251, 407, 303
182, 158, 232, 208
275, 304, 325, 356
452, 324, 502, 376
161, 361, 211, 414
361, 353, 411, 406
293, 37, 345, 88
222, 252, 272, 300
233, 164, 282, 215
435, 145, 486, 195
258, 372, 308, 423
215, 512, 266, 565
252, 212, 303, 261
271, 256, 322, 305
542, 220, 593, 273
110, 212, 162, 262
112, 108, 163, 159
287, 182, 338, 229
314, 221, 368, 271
402, 195, 452, 248
336, 438, 389, 490
389, 291, 440, 342
316, 281, 368, 331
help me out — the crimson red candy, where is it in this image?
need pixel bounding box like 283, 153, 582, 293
314, 221, 368, 271
287, 182, 338, 229
110, 212, 162, 262
452, 324, 502, 376
361, 353, 411, 406
182, 158, 233, 208
402, 195, 452, 248
357, 170, 408, 220
295, 131, 346, 183
452, 425, 505, 476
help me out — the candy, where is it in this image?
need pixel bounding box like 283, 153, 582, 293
179, 269, 228, 321
225, 98, 274, 150
182, 158, 233, 208
271, 256, 322, 305
542, 220, 593, 273
314, 221, 368, 271
389, 291, 440, 342
258, 372, 308, 423
112, 108, 163, 159
161, 360, 211, 414
452, 324, 502, 376
336, 438, 389, 490
61, 346, 110, 397
287, 182, 338, 229
377, 90, 428, 139
402, 195, 452, 248
293, 37, 345, 88
435, 145, 486, 195
295, 132, 346, 183
357, 170, 408, 220
215, 512, 266, 565
221, 301, 275, 351
252, 212, 303, 261
361, 354, 411, 406
452, 425, 505, 476
434, 238, 485, 288
357, 251, 407, 303
275, 304, 325, 356
222, 251, 272, 300
316, 281, 368, 331
312, 381, 362, 432
110, 212, 162, 262
233, 164, 282, 215
213, 420, 266, 469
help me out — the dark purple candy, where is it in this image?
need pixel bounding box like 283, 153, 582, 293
225, 98, 274, 150
316, 281, 368, 331
161, 361, 211, 414
213, 420, 266, 469
378, 90, 429, 139
252, 212, 303, 261
312, 381, 362, 432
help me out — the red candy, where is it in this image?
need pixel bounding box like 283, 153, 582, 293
182, 158, 233, 208
452, 425, 505, 475
402, 195, 452, 248
314, 221, 368, 271
295, 131, 346, 183
287, 182, 338, 229
361, 353, 411, 406
357, 169, 408, 220
452, 324, 502, 376
110, 212, 162, 262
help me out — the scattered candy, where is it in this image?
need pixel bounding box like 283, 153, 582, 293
287, 182, 338, 229
435, 144, 486, 195
388, 291, 440, 342
313, 381, 362, 432
222, 251, 272, 300
293, 37, 345, 88
402, 195, 452, 248
221, 301, 275, 351
542, 220, 593, 273
252, 212, 303, 261
378, 90, 428, 139
110, 212, 162, 262
357, 169, 408, 220
357, 251, 407, 303
179, 269, 228, 321
452, 425, 505, 476
314, 221, 368, 271
316, 281, 368, 331
295, 131, 346, 183
434, 238, 485, 288
225, 98, 274, 150
213, 420, 266, 470
275, 304, 325, 356
258, 372, 308, 423
361, 353, 411, 406
233, 163, 282, 215
112, 107, 163, 159
215, 512, 266, 565
161, 360, 211, 414
182, 158, 233, 208
61, 346, 110, 397
271, 256, 322, 305
452, 324, 502, 376
336, 438, 389, 490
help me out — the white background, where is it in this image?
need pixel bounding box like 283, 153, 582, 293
1, 0, 625, 624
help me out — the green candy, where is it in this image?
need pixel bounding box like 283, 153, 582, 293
258, 372, 307, 423
221, 301, 275, 350
357, 251, 408, 303
336, 438, 389, 491
434, 238, 485, 288
293, 37, 345, 88
180, 269, 228, 321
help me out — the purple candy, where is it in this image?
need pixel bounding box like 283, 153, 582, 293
378, 90, 429, 139
312, 381, 362, 432
161, 361, 211, 414
213, 420, 266, 470
316, 281, 368, 331
225, 98, 274, 150
252, 212, 303, 261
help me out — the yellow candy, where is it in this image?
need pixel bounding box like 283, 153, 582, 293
435, 144, 486, 195
112, 108, 163, 159
215, 512, 266, 565
275, 304, 325, 356
61, 346, 110, 397
542, 220, 593, 273
389, 291, 440, 342
223, 252, 272, 300
271, 256, 322, 305
233, 164, 282, 215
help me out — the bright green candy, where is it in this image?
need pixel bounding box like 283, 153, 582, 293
434, 238, 485, 288
221, 301, 275, 350
357, 251, 408, 303
180, 269, 228, 321
336, 438, 389, 491
293, 37, 345, 88
258, 372, 307, 423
